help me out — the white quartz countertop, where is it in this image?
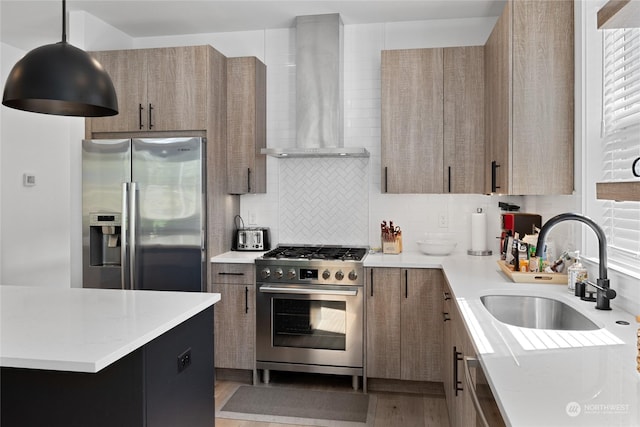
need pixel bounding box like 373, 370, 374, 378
367, 251, 640, 426
210, 250, 266, 264
0, 285, 220, 373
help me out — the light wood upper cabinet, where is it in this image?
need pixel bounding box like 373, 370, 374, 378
227, 57, 267, 194
381, 47, 485, 194
366, 267, 443, 382
87, 46, 210, 133
381, 49, 444, 194
444, 47, 485, 194
87, 49, 148, 133
210, 263, 255, 371
485, 0, 574, 195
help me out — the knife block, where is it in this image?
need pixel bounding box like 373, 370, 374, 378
382, 234, 402, 254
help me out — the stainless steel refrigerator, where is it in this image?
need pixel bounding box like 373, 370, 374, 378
82, 137, 206, 292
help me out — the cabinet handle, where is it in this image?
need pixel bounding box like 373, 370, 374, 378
404, 270, 408, 298
217, 272, 245, 276
148, 103, 154, 129
443, 291, 451, 301
448, 166, 452, 193
138, 104, 144, 129
632, 157, 640, 177
370, 270, 374, 297
443, 312, 451, 322
245, 286, 249, 314
247, 168, 252, 193
454, 346, 464, 396
464, 357, 491, 427
384, 167, 388, 193
491, 160, 501, 192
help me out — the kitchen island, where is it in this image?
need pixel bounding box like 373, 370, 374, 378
366, 251, 640, 426
0, 285, 220, 427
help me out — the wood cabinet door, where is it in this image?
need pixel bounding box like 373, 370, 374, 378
511, 0, 574, 195
444, 47, 485, 194
381, 49, 444, 193
366, 268, 401, 379
211, 282, 255, 370
146, 46, 209, 131
87, 49, 147, 133
442, 281, 455, 424
401, 269, 443, 382
227, 57, 267, 194
454, 312, 477, 427
484, 1, 512, 194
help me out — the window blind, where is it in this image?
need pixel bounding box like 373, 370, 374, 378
601, 27, 640, 272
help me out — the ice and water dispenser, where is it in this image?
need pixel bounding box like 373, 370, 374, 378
89, 213, 122, 266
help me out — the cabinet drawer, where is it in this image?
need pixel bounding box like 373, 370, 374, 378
211, 263, 254, 284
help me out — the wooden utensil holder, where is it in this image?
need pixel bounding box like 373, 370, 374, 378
382, 234, 402, 254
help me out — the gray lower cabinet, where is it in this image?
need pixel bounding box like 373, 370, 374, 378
0, 307, 214, 427
366, 267, 443, 382
210, 263, 255, 371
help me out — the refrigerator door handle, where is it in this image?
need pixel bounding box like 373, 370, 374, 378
121, 182, 129, 290
129, 182, 138, 290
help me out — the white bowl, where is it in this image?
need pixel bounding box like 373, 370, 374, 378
417, 239, 457, 256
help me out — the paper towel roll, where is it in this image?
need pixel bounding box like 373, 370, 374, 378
470, 210, 487, 252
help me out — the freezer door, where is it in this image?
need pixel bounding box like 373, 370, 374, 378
82, 139, 132, 289
132, 138, 205, 292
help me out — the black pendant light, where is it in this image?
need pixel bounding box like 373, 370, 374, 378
2, 0, 118, 117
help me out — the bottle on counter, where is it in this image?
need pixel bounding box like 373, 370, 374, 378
567, 252, 588, 293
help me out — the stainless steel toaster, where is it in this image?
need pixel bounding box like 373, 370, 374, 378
233, 228, 271, 251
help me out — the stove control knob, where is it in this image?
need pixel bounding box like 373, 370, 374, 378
274, 268, 284, 279
287, 268, 297, 280
348, 270, 358, 281
335, 270, 344, 281
261, 268, 271, 279
322, 269, 331, 280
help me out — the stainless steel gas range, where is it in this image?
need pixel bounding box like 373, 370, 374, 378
255, 245, 367, 389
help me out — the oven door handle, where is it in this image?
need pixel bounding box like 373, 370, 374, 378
258, 285, 358, 296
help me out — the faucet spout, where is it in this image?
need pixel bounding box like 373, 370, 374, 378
534, 213, 614, 310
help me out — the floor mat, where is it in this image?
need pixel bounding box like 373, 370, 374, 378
218, 385, 375, 426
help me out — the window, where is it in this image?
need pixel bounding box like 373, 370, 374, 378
600, 27, 640, 273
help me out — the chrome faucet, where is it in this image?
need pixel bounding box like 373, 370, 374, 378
535, 213, 616, 310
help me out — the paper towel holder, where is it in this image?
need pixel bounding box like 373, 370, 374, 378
468, 208, 493, 256
467, 249, 493, 256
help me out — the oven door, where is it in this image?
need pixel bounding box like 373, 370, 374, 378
256, 283, 364, 369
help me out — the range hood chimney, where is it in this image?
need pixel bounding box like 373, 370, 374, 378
262, 14, 369, 158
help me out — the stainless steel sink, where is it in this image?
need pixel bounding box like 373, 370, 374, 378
480, 295, 600, 331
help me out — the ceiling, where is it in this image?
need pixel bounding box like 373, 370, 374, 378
1, 0, 506, 51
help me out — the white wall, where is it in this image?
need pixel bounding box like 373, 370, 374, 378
0, 12, 132, 288
0, 42, 76, 287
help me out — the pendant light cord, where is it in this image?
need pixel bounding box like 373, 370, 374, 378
62, 0, 67, 43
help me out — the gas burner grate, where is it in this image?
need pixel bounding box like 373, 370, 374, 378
263, 245, 367, 261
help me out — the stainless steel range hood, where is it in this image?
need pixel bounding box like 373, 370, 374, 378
262, 14, 369, 159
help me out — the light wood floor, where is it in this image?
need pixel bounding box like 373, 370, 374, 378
214, 372, 451, 427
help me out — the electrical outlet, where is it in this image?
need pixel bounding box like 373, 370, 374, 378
177, 348, 192, 373
248, 211, 257, 225
438, 213, 448, 228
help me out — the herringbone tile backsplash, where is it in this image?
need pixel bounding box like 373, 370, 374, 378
279, 158, 369, 245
